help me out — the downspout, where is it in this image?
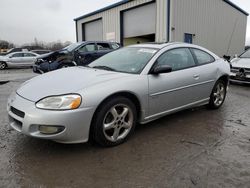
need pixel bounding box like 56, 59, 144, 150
167, 0, 171, 42
75, 21, 78, 42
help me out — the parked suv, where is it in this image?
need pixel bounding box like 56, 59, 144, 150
33, 41, 120, 73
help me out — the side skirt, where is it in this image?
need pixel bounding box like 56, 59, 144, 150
140, 98, 210, 124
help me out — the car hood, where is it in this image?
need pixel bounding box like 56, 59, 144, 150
37, 51, 55, 59
231, 58, 250, 68
17, 67, 129, 102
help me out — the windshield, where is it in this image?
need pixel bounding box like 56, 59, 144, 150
240, 49, 250, 58
89, 47, 157, 74
7, 48, 13, 53
62, 42, 82, 52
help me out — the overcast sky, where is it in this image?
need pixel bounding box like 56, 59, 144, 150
0, 0, 249, 46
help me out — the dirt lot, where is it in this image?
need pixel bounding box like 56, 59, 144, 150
0, 69, 250, 187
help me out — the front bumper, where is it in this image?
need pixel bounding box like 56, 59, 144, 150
230, 72, 250, 84
7, 93, 95, 143
33, 65, 44, 74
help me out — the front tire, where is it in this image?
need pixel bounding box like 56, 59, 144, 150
92, 97, 137, 147
0, 62, 7, 70
208, 79, 227, 109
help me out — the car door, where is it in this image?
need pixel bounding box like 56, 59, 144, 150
189, 48, 218, 100
8, 53, 24, 66
22, 53, 37, 66
76, 43, 97, 65
148, 47, 202, 116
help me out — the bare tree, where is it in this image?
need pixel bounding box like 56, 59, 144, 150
0, 40, 15, 49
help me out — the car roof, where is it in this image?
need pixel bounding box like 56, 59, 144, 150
78, 41, 119, 45
128, 42, 220, 59
129, 42, 202, 49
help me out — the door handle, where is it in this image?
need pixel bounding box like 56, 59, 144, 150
193, 75, 200, 79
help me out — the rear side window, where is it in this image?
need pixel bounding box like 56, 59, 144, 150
97, 43, 111, 51
24, 53, 36, 57
157, 48, 196, 71
192, 49, 215, 65
111, 43, 120, 49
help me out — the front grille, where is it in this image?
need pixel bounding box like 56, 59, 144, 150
10, 106, 25, 118
231, 67, 250, 74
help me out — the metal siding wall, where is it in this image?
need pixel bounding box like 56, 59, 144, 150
76, 0, 155, 42
156, 0, 168, 42
171, 0, 247, 57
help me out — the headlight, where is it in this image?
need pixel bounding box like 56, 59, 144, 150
36, 94, 81, 110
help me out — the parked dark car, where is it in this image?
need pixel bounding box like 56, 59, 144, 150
33, 41, 121, 74
0, 48, 26, 56
31, 49, 51, 55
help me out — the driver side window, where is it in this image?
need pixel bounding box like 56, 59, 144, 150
11, 53, 24, 58
78, 44, 96, 53
157, 48, 196, 71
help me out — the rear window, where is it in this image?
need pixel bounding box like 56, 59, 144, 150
191, 49, 215, 65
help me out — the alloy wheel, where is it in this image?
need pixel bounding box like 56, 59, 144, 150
0, 62, 6, 70
103, 104, 133, 142
213, 82, 226, 106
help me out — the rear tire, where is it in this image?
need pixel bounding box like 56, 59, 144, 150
92, 97, 137, 147
0, 62, 7, 70
208, 79, 227, 109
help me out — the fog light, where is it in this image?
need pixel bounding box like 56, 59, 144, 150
39, 125, 65, 135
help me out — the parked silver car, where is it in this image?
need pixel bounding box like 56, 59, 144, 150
230, 49, 250, 84
0, 52, 38, 70
7, 43, 230, 146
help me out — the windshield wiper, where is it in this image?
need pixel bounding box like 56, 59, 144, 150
92, 66, 116, 71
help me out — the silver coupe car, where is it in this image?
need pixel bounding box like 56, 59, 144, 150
0, 51, 38, 70
7, 43, 230, 146
230, 49, 250, 84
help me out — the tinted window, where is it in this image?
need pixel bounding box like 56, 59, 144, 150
192, 49, 214, 65
157, 48, 195, 71
12, 53, 24, 57
78, 44, 96, 53
97, 43, 111, 51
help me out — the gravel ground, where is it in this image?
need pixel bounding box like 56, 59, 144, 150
0, 69, 250, 187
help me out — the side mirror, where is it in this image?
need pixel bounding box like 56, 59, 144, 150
151, 65, 172, 75
223, 55, 231, 62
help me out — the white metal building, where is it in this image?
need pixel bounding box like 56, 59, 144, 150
74, 0, 248, 57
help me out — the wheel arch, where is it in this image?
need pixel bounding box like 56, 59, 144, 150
0, 61, 7, 68
89, 91, 142, 140
217, 74, 229, 86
